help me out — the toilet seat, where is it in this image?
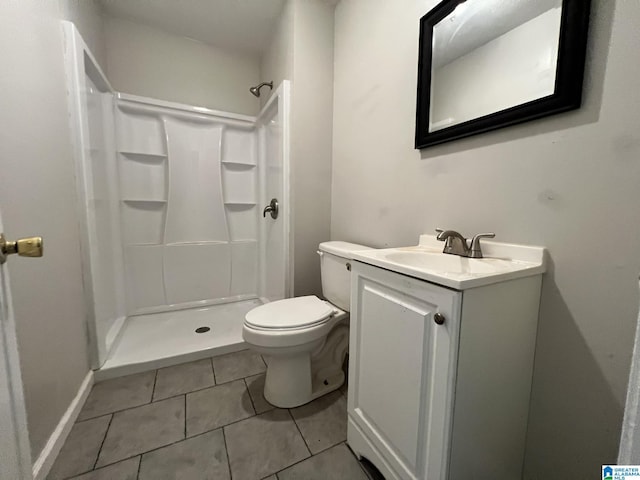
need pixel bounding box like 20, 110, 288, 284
245, 295, 334, 331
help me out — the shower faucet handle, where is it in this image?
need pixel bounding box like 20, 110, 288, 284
263, 198, 279, 219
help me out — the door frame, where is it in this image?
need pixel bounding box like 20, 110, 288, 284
0, 209, 34, 479
618, 278, 640, 462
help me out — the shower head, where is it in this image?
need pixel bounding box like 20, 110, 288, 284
249, 81, 274, 97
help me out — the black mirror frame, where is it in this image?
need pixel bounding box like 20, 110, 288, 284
415, 0, 591, 149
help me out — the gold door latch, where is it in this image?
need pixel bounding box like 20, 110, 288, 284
0, 234, 43, 264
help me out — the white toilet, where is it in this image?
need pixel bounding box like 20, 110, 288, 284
242, 241, 371, 408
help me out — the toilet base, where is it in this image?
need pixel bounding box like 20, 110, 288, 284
259, 319, 350, 408
263, 348, 315, 408
262, 356, 346, 408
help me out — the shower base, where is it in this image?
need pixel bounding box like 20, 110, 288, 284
95, 298, 263, 381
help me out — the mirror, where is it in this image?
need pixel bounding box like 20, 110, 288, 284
415, 0, 591, 149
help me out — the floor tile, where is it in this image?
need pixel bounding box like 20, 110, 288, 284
139, 429, 229, 480
262, 476, 277, 480
186, 379, 254, 436
68, 457, 140, 480
153, 358, 215, 401
96, 396, 184, 467
47, 415, 111, 480
290, 391, 347, 454
245, 373, 275, 414
277, 443, 368, 480
78, 371, 155, 421
212, 349, 266, 384
225, 409, 310, 479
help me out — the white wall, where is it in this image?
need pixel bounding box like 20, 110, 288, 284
0, 0, 93, 459
261, 0, 294, 105
332, 0, 639, 477
104, 16, 262, 115
59, 0, 106, 68
261, 0, 335, 296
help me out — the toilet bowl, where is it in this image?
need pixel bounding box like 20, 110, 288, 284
242, 241, 371, 408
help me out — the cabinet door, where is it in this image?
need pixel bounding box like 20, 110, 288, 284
348, 262, 461, 480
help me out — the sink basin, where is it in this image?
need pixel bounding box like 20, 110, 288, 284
351, 234, 546, 290
382, 251, 515, 275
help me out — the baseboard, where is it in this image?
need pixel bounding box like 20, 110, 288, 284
32, 370, 94, 480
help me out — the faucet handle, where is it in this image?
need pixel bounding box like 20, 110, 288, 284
435, 228, 444, 239
469, 233, 495, 258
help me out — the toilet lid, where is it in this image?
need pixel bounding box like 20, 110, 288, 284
245, 296, 334, 330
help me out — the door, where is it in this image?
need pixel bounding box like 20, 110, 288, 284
0, 211, 35, 479
257, 81, 292, 301
348, 261, 462, 480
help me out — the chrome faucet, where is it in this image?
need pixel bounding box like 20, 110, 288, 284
435, 228, 495, 258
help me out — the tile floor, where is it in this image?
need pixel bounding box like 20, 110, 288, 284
48, 349, 366, 480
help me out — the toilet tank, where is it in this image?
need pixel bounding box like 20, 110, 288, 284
318, 241, 372, 311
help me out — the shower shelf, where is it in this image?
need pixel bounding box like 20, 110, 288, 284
224, 201, 256, 206
221, 160, 257, 167
122, 199, 167, 204
119, 151, 167, 162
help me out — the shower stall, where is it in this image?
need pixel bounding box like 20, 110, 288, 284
63, 23, 292, 379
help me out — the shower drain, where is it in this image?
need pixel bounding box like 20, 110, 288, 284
195, 326, 211, 334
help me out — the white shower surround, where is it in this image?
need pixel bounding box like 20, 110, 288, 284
115, 94, 261, 315
63, 22, 292, 372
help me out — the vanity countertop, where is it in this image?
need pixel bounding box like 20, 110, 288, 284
351, 235, 546, 290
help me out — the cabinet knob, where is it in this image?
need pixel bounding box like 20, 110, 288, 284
434, 313, 445, 325
346, 262, 351, 271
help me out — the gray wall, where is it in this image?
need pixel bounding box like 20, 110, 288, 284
103, 16, 262, 115
290, 0, 335, 296
0, 0, 98, 459
261, 0, 335, 297
332, 0, 639, 477
260, 0, 294, 105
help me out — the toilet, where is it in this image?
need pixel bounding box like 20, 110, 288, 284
242, 241, 371, 408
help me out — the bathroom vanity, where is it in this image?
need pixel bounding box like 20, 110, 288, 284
346, 235, 546, 480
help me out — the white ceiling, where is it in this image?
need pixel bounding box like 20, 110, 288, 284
99, 0, 287, 56
432, 0, 562, 68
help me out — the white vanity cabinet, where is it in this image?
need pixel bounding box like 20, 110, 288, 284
347, 260, 543, 480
